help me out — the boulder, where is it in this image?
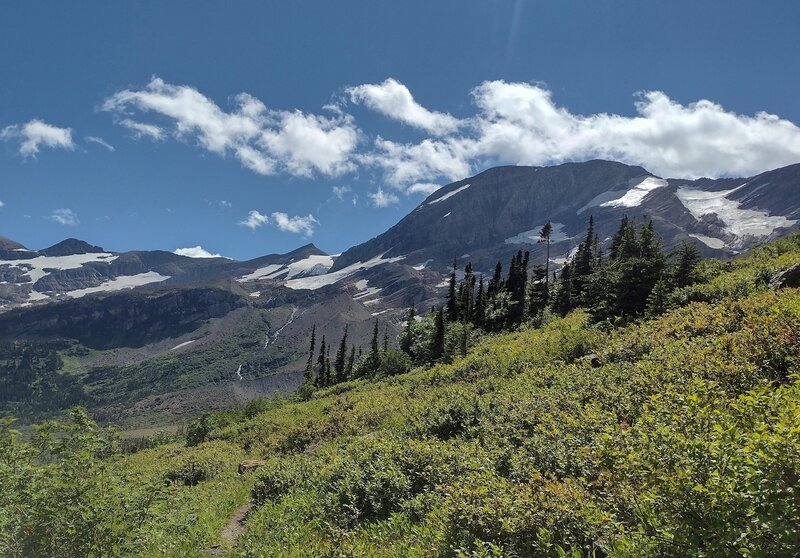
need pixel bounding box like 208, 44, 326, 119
238, 459, 268, 474
769, 263, 800, 289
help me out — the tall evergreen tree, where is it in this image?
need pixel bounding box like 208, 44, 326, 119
315, 335, 327, 387
366, 319, 381, 372
400, 306, 415, 355
488, 262, 503, 298
538, 220, 553, 297
526, 264, 548, 319
672, 241, 702, 288
346, 345, 356, 378
473, 275, 486, 327
551, 263, 573, 317
447, 257, 459, 321
334, 325, 348, 383
303, 325, 316, 385
432, 307, 445, 362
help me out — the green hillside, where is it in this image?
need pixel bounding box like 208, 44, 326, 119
2, 233, 800, 557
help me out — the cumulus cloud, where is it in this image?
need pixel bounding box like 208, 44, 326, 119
271, 212, 319, 236
85, 136, 115, 151
366, 80, 800, 187
347, 78, 461, 135
239, 210, 269, 230
50, 208, 79, 226
1, 119, 75, 157
368, 188, 400, 208
103, 77, 359, 177
118, 118, 165, 141
174, 246, 227, 258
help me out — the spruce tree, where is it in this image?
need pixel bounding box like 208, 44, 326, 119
432, 307, 445, 362
672, 241, 702, 288
473, 275, 486, 327
551, 263, 573, 316
447, 257, 459, 321
538, 220, 553, 297
646, 278, 668, 318
303, 325, 316, 385
315, 335, 327, 387
400, 307, 415, 355
526, 264, 548, 320
346, 345, 356, 378
367, 319, 381, 372
334, 325, 348, 383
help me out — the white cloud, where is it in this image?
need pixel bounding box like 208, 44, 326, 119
332, 185, 351, 200
0, 200, 4, 208
103, 77, 359, 177
368, 188, 400, 208
239, 210, 269, 230
50, 208, 79, 226
85, 136, 115, 152
406, 182, 442, 195
271, 212, 318, 236
218, 200, 232, 208
356, 79, 800, 187
118, 118, 165, 141
174, 246, 227, 258
1, 119, 75, 157
347, 78, 461, 135
466, 81, 800, 179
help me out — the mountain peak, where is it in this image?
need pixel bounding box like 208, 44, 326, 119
39, 238, 106, 257
0, 235, 28, 252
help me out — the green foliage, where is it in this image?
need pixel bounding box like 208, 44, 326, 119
6, 232, 800, 557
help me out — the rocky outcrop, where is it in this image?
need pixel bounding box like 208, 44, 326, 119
770, 263, 800, 289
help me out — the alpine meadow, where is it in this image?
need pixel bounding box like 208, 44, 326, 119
2, 2, 800, 557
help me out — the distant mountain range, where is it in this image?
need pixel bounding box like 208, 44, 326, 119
2, 159, 798, 425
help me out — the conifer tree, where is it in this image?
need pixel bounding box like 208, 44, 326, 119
646, 278, 668, 318
366, 319, 381, 372
473, 275, 486, 327
672, 241, 702, 288
526, 264, 548, 319
315, 335, 327, 387
432, 307, 445, 362
334, 325, 348, 383
346, 345, 356, 378
551, 263, 573, 316
488, 262, 503, 298
400, 306, 415, 355
303, 325, 316, 385
538, 220, 553, 296
447, 257, 459, 320
383, 328, 389, 354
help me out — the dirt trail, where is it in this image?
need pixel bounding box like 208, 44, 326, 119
203, 500, 253, 556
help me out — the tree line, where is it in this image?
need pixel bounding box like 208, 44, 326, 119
300, 214, 703, 392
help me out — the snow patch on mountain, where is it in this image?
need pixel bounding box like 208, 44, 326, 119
0, 253, 118, 285
67, 271, 171, 298
676, 187, 797, 238
505, 222, 570, 245
428, 184, 470, 204
578, 176, 668, 214
285, 254, 404, 290
238, 255, 333, 283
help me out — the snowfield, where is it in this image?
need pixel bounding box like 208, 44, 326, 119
237, 255, 334, 283
578, 176, 668, 214
0, 253, 119, 285
676, 187, 797, 238
286, 254, 405, 290
67, 271, 171, 298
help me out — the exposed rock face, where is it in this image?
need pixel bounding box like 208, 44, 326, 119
0, 288, 245, 349
39, 238, 105, 256
770, 263, 800, 290
333, 160, 800, 275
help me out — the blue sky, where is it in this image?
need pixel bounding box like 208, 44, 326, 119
2, 0, 800, 260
